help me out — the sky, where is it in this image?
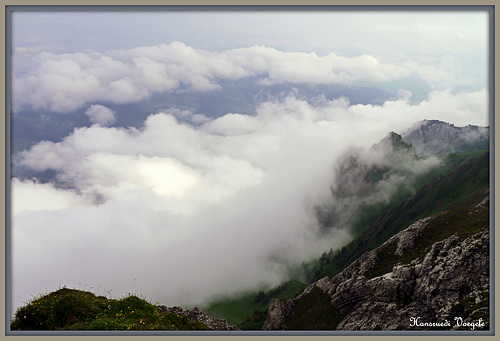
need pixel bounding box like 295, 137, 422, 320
9, 7, 491, 317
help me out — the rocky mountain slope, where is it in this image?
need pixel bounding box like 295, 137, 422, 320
315, 131, 432, 234
263, 194, 490, 331
201, 122, 489, 329
401, 120, 489, 157
156, 305, 238, 330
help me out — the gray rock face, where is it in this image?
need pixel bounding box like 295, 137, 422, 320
156, 305, 238, 330
263, 298, 295, 330
263, 199, 490, 331
401, 120, 489, 156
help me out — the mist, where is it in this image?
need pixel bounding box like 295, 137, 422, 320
10, 87, 488, 316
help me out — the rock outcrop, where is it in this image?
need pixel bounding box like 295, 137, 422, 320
263, 197, 490, 331
156, 305, 238, 330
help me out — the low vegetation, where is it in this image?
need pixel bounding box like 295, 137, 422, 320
11, 288, 209, 331
202, 280, 308, 329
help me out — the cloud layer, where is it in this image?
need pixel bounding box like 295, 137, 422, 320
11, 90, 488, 314
12, 42, 445, 113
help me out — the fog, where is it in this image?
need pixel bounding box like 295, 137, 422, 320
11, 88, 488, 314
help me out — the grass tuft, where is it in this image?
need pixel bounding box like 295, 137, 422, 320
11, 287, 209, 331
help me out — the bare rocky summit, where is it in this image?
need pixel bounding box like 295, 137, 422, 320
263, 196, 490, 331
401, 120, 489, 156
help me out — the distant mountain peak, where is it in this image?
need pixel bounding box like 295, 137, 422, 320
421, 119, 448, 125
401, 120, 489, 156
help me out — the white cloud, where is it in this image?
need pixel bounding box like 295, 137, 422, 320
11, 178, 90, 216
202, 113, 263, 136
226, 46, 412, 85
10, 89, 488, 315
85, 104, 117, 126
13, 42, 421, 113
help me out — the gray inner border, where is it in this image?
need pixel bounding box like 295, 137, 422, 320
4, 4, 495, 337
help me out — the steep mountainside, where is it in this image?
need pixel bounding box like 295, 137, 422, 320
203, 128, 489, 329
401, 120, 489, 156
306, 150, 489, 284
315, 131, 428, 235
263, 194, 490, 331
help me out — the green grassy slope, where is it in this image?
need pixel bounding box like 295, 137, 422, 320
11, 288, 209, 331
306, 150, 489, 283
202, 280, 308, 329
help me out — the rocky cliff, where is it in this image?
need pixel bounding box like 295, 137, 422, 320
263, 195, 490, 331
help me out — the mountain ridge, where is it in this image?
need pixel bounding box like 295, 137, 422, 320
201, 121, 489, 329
401, 119, 489, 156
263, 194, 489, 330
306, 150, 488, 284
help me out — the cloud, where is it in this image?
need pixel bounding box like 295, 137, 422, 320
10, 89, 489, 315
13, 42, 418, 113
85, 104, 117, 126
11, 178, 91, 216
226, 46, 412, 85
401, 54, 485, 91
